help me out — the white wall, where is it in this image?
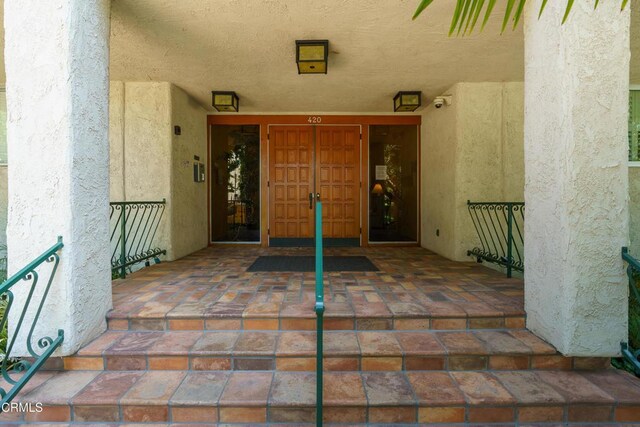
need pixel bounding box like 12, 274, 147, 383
421, 85, 459, 258
109, 81, 208, 261
523, 0, 629, 356
421, 82, 525, 261
170, 84, 208, 258
5, 0, 112, 355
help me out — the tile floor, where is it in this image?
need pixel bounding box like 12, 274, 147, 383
110, 246, 525, 329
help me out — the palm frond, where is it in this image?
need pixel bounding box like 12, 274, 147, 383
501, 0, 517, 33
413, 0, 630, 35
561, 0, 576, 24
455, 0, 474, 35
412, 0, 436, 20
538, 0, 549, 19
481, 0, 498, 30
510, 0, 528, 32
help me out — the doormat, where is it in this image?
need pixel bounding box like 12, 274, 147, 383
247, 256, 379, 272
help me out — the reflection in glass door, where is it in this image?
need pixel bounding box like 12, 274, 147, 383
368, 125, 418, 242
210, 125, 260, 242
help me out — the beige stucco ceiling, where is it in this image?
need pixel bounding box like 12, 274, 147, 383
0, 1, 638, 111
110, 0, 527, 112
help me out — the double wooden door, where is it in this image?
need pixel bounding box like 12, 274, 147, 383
268, 125, 360, 245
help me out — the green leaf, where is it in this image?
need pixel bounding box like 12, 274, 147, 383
481, 0, 498, 30
412, 0, 434, 20
561, 0, 575, 24
501, 0, 517, 33
412, 0, 630, 36
448, 0, 465, 36
463, 0, 479, 34
512, 0, 527, 30
538, 0, 549, 19
456, 0, 474, 36
469, 0, 486, 33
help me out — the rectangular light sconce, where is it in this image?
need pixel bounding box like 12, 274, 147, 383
296, 40, 329, 74
393, 91, 422, 112
212, 91, 239, 112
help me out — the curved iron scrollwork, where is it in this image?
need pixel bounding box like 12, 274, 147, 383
0, 237, 64, 406
621, 248, 640, 374
467, 201, 525, 278
110, 200, 167, 278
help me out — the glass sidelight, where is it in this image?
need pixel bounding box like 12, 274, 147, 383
368, 125, 418, 242
210, 125, 260, 242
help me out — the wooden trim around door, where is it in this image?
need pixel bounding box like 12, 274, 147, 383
208, 115, 422, 247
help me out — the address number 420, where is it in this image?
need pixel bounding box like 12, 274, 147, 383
307, 116, 322, 124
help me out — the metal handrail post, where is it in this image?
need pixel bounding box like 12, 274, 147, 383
120, 207, 127, 279
315, 200, 324, 427
507, 203, 513, 278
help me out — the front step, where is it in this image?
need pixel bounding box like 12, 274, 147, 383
107, 312, 526, 332
60, 329, 609, 372
5, 369, 640, 424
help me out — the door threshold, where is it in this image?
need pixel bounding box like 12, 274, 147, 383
269, 238, 360, 247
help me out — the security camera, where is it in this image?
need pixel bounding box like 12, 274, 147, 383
433, 95, 452, 109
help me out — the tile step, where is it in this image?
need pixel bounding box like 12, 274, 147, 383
4, 369, 640, 424
55, 329, 610, 372
106, 313, 526, 331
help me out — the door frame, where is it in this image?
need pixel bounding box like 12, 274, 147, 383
207, 115, 422, 247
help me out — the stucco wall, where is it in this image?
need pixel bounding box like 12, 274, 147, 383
169, 84, 208, 258
523, 0, 629, 356
421, 82, 525, 262
627, 3, 640, 257
109, 81, 125, 201
109, 81, 208, 261
5, 0, 112, 355
421, 85, 459, 257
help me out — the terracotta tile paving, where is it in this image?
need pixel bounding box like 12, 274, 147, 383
4, 367, 640, 425
109, 246, 526, 330
8, 247, 640, 425
170, 371, 229, 406
63, 327, 611, 373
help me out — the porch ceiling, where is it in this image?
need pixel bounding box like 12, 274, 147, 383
109, 0, 527, 113
0, 1, 637, 111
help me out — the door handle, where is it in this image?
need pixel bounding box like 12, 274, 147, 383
316, 193, 321, 202
309, 192, 314, 209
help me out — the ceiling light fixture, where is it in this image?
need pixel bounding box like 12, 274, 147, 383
393, 91, 422, 112
295, 40, 329, 74
212, 91, 239, 112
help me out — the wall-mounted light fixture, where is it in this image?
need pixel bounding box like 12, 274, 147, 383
212, 91, 239, 112
393, 91, 422, 112
296, 40, 329, 74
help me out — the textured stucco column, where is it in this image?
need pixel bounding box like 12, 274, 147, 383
4, 0, 112, 355
524, 1, 630, 356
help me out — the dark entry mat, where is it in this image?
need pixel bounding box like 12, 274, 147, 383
247, 256, 379, 272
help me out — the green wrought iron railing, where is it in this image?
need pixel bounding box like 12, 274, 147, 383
467, 201, 525, 278
0, 257, 7, 283
110, 200, 166, 279
621, 247, 640, 374
0, 237, 64, 406
314, 199, 324, 427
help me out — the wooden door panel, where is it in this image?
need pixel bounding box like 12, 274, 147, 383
315, 126, 361, 239
269, 126, 314, 238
